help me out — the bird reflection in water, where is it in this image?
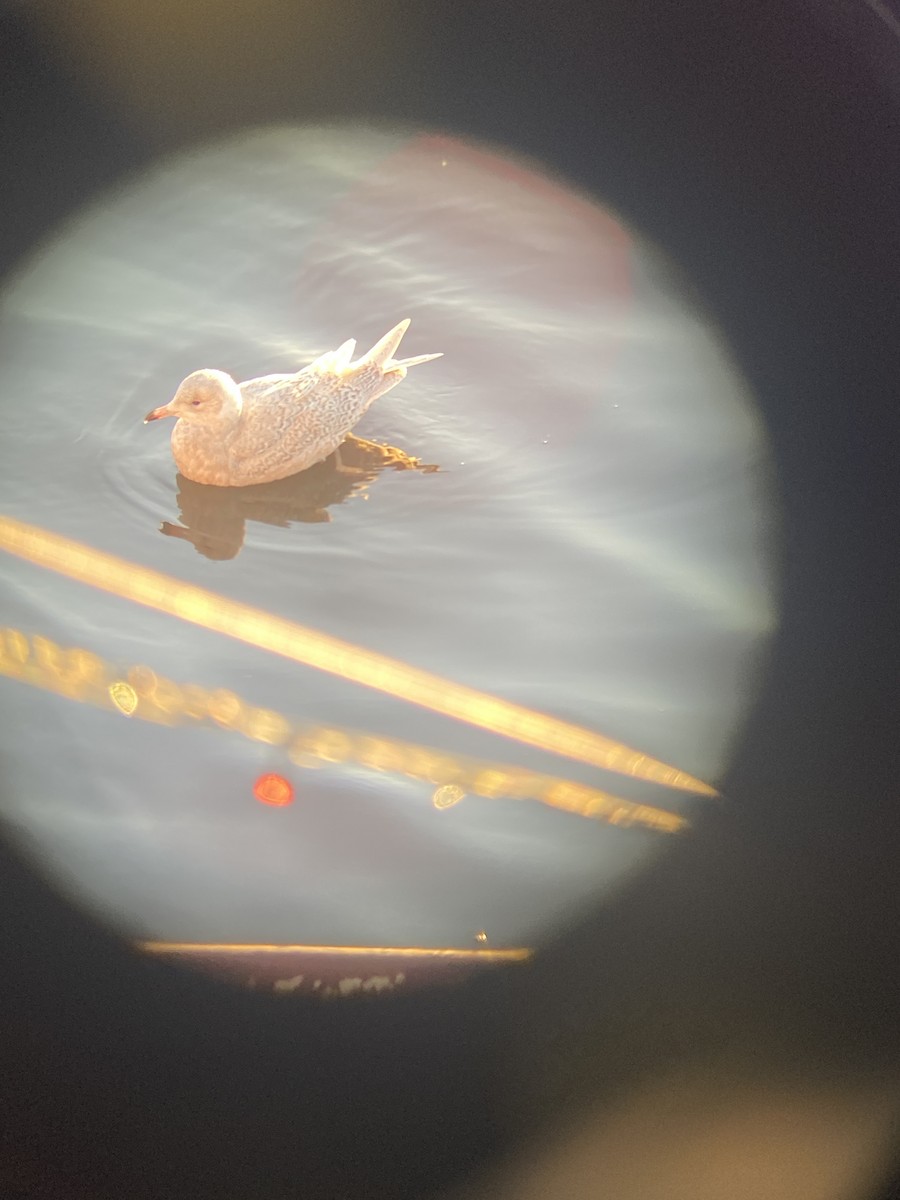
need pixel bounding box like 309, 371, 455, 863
159, 434, 439, 560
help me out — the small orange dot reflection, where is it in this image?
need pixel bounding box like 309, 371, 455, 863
253, 773, 294, 807
475, 930, 488, 943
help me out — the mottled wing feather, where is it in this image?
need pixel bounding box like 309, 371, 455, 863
231, 371, 321, 463
229, 367, 368, 480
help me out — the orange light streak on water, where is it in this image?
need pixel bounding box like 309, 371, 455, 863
138, 941, 533, 960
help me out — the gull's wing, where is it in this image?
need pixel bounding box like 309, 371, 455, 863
231, 365, 344, 471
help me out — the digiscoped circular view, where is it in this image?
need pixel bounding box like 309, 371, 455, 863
0, 125, 777, 976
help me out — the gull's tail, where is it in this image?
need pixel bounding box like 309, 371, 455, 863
357, 319, 443, 378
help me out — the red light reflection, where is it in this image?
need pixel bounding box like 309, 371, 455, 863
253, 773, 294, 807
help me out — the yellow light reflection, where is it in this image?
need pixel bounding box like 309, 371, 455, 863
433, 784, 465, 809
108, 680, 138, 715
0, 624, 690, 833
0, 516, 717, 796
138, 941, 532, 961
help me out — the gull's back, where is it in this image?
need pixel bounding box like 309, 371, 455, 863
230, 364, 377, 485
223, 321, 442, 487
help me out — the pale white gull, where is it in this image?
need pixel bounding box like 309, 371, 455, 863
145, 319, 442, 487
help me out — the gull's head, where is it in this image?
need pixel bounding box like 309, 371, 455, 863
145, 369, 242, 425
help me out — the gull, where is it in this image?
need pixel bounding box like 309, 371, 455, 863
145, 319, 442, 487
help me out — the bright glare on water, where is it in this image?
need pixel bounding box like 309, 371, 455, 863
0, 126, 777, 955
